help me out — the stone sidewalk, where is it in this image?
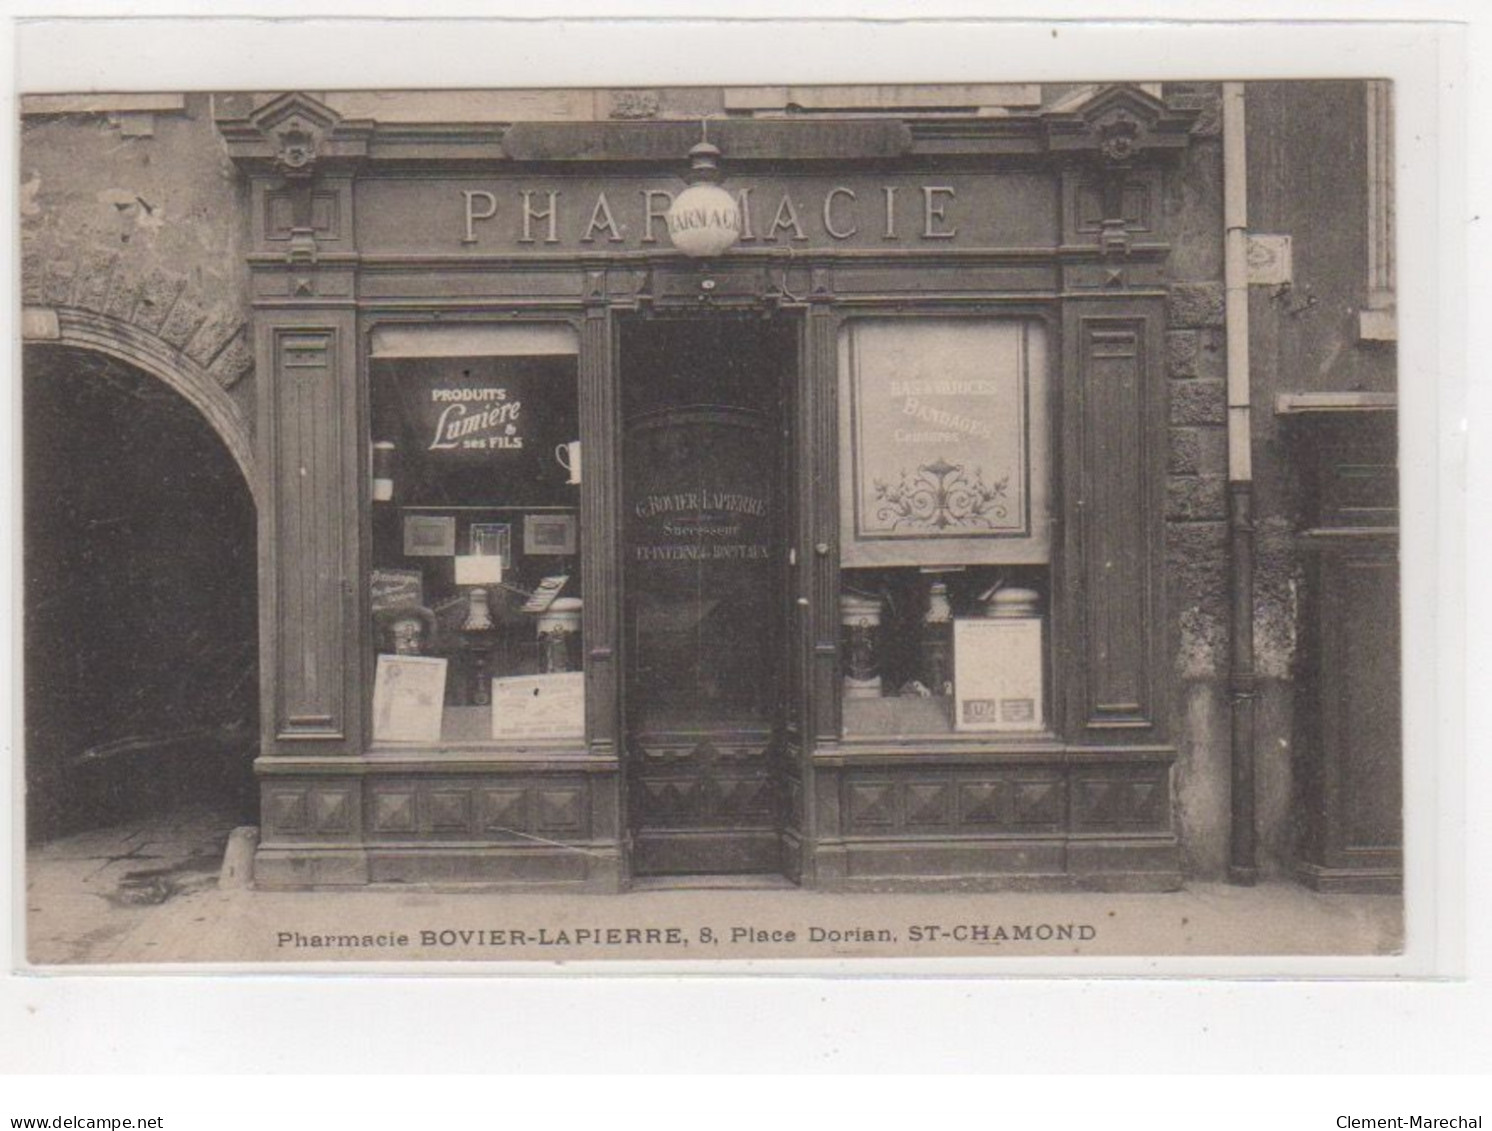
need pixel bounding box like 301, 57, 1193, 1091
19, 802, 1405, 968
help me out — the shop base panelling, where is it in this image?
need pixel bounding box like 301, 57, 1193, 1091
252, 763, 623, 890
808, 752, 1182, 891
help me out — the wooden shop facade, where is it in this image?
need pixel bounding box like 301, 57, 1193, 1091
197, 84, 1394, 892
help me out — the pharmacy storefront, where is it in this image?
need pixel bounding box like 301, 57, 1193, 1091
225, 86, 1201, 890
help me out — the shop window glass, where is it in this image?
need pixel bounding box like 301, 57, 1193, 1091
837, 318, 1051, 738
367, 324, 583, 747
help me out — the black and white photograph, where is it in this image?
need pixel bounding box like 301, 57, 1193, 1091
3, 1, 1488, 1112
14, 67, 1421, 967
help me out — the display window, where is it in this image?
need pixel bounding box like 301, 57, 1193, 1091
836, 317, 1052, 738
366, 324, 583, 747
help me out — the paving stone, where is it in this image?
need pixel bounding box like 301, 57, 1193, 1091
208, 330, 255, 389
1168, 281, 1225, 328
1167, 329, 1200, 378
130, 267, 186, 334
1169, 428, 1202, 475
1167, 474, 1228, 521
160, 293, 208, 349
185, 307, 242, 368
42, 254, 78, 306
1170, 425, 1229, 476
71, 247, 119, 312
1197, 327, 1227, 380
1170, 379, 1227, 426
21, 244, 46, 305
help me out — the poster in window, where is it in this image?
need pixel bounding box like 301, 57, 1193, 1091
381, 355, 576, 471
370, 568, 424, 613
491, 672, 585, 740
839, 319, 1050, 567
372, 654, 448, 743
953, 617, 1045, 733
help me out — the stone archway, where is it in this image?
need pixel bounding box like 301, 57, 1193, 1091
22, 310, 261, 842
21, 232, 259, 498
39, 308, 259, 500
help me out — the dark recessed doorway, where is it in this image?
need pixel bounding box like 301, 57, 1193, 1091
23, 345, 259, 843
620, 315, 799, 879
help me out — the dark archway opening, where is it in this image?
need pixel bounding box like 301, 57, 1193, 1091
23, 345, 259, 844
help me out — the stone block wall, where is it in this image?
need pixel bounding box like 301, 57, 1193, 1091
1163, 288, 1233, 878
20, 95, 256, 438
1162, 279, 1305, 881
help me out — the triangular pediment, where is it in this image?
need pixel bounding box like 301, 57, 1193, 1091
1043, 82, 1200, 161
219, 92, 371, 173
248, 91, 342, 136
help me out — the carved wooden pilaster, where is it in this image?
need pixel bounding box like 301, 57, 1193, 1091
1059, 303, 1167, 741
803, 299, 841, 748
579, 304, 619, 758
257, 310, 363, 755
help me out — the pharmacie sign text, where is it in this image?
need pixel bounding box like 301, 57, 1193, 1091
461, 183, 960, 246
354, 173, 1053, 254
428, 170, 1056, 250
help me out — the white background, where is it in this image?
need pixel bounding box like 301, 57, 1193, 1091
2, 0, 1488, 1113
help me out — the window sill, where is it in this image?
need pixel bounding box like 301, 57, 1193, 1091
257, 745, 615, 774
815, 740, 1175, 768
365, 741, 600, 765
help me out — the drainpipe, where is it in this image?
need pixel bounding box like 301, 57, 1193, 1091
1222, 82, 1258, 885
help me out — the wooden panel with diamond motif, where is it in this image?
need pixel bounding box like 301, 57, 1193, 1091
842, 770, 1068, 835
628, 734, 783, 875
361, 776, 596, 841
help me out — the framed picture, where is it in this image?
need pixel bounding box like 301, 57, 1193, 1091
953, 617, 1045, 733
469, 522, 512, 566
371, 654, 448, 743
403, 513, 456, 557
524, 513, 578, 556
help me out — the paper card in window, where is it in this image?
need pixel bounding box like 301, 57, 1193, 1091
372, 654, 448, 743
370, 568, 424, 613
839, 319, 1050, 567
953, 617, 1045, 733
491, 672, 585, 740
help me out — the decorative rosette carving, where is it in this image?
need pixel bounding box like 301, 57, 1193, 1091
874, 458, 1010, 530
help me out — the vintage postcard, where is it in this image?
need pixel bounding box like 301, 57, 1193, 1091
16, 60, 1428, 971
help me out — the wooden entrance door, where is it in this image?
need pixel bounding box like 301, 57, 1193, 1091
621, 320, 792, 877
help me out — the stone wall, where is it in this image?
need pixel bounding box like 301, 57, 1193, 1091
1160, 80, 1392, 879
1164, 290, 1232, 878
20, 94, 256, 451
1155, 86, 1235, 879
